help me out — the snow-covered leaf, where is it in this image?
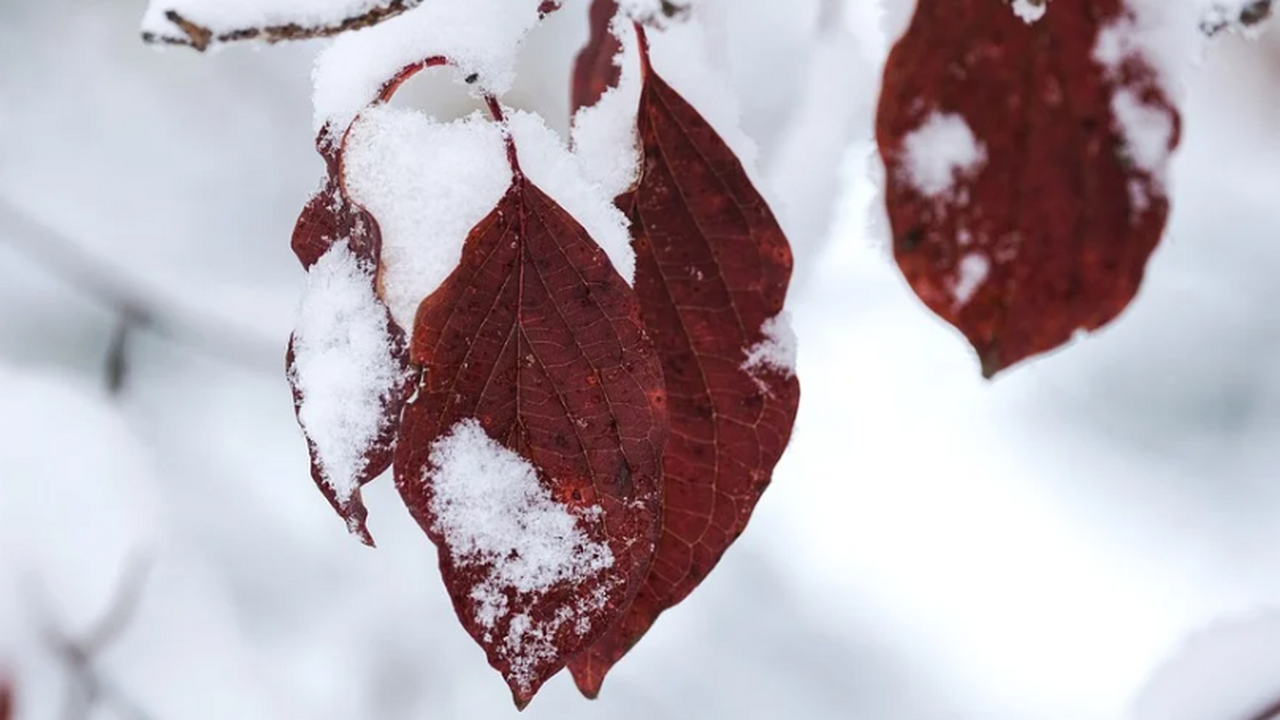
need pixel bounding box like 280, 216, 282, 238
877, 0, 1182, 377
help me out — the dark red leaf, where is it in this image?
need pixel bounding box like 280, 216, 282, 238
569, 28, 800, 697
572, 0, 621, 116
286, 132, 415, 546
877, 0, 1180, 377
393, 144, 668, 707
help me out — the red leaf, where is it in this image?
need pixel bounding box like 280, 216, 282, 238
571, 0, 621, 116
286, 134, 415, 545
393, 136, 668, 707
877, 0, 1180, 377
569, 27, 800, 697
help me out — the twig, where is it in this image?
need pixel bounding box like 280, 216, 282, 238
141, 0, 425, 51
0, 195, 281, 375
25, 553, 158, 720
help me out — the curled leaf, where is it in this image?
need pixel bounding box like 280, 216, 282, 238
877, 0, 1180, 377
286, 136, 415, 545
569, 25, 800, 697
394, 133, 668, 707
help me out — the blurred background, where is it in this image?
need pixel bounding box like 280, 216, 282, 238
1, 0, 1280, 718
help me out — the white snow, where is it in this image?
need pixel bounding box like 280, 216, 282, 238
508, 109, 636, 284
951, 253, 991, 306
343, 104, 636, 331
1011, 0, 1048, 23
900, 111, 987, 199
571, 15, 644, 199
290, 240, 404, 504
426, 419, 615, 690
141, 0, 409, 42
342, 107, 512, 330
743, 313, 799, 379
311, 0, 544, 133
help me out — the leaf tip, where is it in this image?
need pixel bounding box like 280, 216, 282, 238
569, 661, 607, 699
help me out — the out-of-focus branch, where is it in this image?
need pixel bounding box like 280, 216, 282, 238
1202, 0, 1274, 36
25, 554, 157, 720
0, 195, 281, 376
141, 0, 425, 51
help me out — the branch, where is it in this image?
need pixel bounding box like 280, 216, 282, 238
1246, 697, 1280, 720
141, 0, 425, 51
0, 195, 281, 375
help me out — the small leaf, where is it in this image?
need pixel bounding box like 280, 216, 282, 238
394, 147, 668, 707
877, 0, 1180, 377
286, 136, 415, 545
569, 27, 800, 697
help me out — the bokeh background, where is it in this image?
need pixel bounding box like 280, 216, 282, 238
2, 1, 1280, 718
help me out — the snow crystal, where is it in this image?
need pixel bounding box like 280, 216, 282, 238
311, 0, 544, 133
900, 111, 986, 198
508, 109, 636, 284
743, 314, 799, 379
342, 107, 512, 330
141, 0, 400, 42
1010, 0, 1048, 23
572, 15, 644, 199
426, 419, 615, 690
951, 253, 991, 306
290, 241, 404, 504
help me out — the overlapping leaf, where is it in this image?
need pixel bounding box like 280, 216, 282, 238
286, 136, 415, 545
877, 0, 1180, 377
393, 144, 669, 706
569, 24, 800, 697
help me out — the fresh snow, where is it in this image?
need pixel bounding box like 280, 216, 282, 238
508, 108, 636, 284
342, 107, 512, 330
572, 15, 644, 199
743, 314, 799, 379
900, 111, 987, 199
290, 240, 404, 504
343, 104, 636, 332
426, 419, 615, 691
311, 0, 544, 133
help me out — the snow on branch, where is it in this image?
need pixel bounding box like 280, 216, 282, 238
140, 0, 425, 51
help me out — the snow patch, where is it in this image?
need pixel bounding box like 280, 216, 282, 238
572, 15, 644, 199
290, 241, 404, 504
343, 107, 512, 330
311, 0, 544, 133
901, 111, 986, 199
426, 419, 615, 692
952, 253, 991, 307
1011, 0, 1048, 23
509, 109, 636, 285
743, 314, 799, 380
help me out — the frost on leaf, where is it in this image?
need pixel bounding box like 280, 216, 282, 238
393, 122, 668, 707
569, 23, 800, 698
287, 139, 414, 546
877, 0, 1181, 378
